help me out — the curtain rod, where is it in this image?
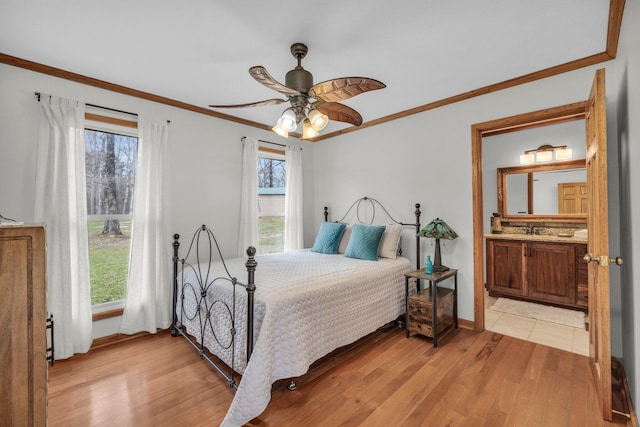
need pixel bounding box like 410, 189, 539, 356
35, 92, 138, 118
34, 92, 169, 124
241, 136, 285, 148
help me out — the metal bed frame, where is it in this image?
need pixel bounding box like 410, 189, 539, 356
170, 196, 421, 391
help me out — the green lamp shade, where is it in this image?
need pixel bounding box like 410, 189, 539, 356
417, 218, 458, 272
416, 218, 458, 240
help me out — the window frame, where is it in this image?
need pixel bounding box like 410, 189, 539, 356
84, 107, 138, 316
257, 146, 286, 254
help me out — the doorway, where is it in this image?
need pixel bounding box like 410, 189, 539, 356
470, 101, 588, 331
471, 68, 615, 421
479, 117, 589, 354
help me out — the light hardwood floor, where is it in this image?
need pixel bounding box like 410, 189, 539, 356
48, 326, 632, 426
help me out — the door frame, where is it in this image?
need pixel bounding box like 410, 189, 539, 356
470, 102, 587, 330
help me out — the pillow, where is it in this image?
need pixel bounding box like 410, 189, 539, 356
311, 222, 347, 254
337, 224, 353, 254
378, 224, 403, 259
344, 224, 386, 261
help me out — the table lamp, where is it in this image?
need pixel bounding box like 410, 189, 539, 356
417, 218, 458, 272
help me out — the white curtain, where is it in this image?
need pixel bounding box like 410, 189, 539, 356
34, 95, 93, 359
238, 137, 259, 256
284, 146, 304, 251
120, 120, 171, 334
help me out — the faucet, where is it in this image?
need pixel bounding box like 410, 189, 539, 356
526, 224, 536, 235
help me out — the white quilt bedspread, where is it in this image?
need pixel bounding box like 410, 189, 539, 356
177, 249, 411, 426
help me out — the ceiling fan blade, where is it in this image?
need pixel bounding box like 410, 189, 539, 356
309, 77, 386, 103
314, 102, 363, 126
208, 98, 287, 108
249, 66, 301, 96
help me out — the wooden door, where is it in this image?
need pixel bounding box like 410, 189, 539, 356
558, 182, 587, 214
527, 242, 576, 305
585, 68, 612, 421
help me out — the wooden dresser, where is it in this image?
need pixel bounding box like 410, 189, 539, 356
0, 225, 47, 426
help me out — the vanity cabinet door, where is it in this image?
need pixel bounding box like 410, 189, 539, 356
527, 242, 576, 305
486, 240, 527, 297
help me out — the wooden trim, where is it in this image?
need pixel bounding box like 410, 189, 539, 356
314, 53, 611, 141
0, 1, 624, 142
92, 308, 124, 321
457, 317, 476, 331
612, 356, 639, 425
85, 112, 137, 129
475, 102, 587, 137
471, 124, 485, 331
471, 102, 588, 332
497, 158, 588, 222
606, 0, 626, 59
258, 146, 285, 156
0, 53, 272, 131
90, 330, 154, 351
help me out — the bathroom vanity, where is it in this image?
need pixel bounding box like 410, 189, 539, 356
485, 233, 588, 310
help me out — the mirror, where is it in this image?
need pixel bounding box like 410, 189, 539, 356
497, 158, 587, 221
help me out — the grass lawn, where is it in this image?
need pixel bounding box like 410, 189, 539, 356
88, 220, 131, 305
258, 216, 284, 254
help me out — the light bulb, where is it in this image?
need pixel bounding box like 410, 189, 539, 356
555, 148, 573, 160
536, 151, 552, 162
278, 109, 298, 132
520, 153, 534, 164
302, 119, 319, 139
308, 109, 329, 131
272, 124, 288, 138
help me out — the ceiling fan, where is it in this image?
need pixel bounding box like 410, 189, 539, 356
208, 42, 386, 139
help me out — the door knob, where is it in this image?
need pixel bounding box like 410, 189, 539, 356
583, 254, 623, 266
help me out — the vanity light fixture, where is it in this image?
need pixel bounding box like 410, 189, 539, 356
519, 144, 572, 164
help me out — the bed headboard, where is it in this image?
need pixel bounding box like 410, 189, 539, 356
323, 196, 422, 270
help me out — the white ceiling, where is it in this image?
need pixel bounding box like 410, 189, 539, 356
0, 0, 612, 137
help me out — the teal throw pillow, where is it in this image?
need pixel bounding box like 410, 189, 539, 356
344, 224, 386, 261
311, 222, 347, 254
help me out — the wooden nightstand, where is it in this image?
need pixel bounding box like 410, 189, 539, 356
404, 268, 458, 347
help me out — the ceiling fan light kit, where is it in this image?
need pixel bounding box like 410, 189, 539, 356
209, 43, 386, 140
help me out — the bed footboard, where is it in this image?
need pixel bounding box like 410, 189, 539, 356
170, 226, 256, 389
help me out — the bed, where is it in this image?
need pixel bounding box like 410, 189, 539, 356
171, 197, 422, 426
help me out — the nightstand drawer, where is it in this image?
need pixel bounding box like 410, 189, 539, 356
407, 287, 454, 339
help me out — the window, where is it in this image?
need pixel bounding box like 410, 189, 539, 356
257, 150, 286, 254
84, 108, 138, 312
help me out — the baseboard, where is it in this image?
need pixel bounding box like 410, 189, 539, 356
90, 329, 169, 351
458, 318, 475, 330
612, 357, 638, 426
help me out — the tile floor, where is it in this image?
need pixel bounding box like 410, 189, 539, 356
485, 293, 589, 356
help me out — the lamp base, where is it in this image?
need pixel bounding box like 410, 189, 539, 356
432, 264, 449, 273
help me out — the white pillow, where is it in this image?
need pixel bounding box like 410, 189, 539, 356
337, 224, 352, 254
378, 224, 403, 259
